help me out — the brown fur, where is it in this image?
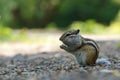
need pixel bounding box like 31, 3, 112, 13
79, 44, 98, 65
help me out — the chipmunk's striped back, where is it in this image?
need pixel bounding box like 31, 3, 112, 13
83, 38, 99, 54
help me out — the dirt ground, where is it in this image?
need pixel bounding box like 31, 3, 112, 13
0, 34, 120, 80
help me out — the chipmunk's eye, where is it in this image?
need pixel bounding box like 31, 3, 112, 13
66, 33, 71, 36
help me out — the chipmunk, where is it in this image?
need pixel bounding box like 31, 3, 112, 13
59, 29, 99, 65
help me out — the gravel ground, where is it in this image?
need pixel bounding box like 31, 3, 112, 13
0, 34, 120, 80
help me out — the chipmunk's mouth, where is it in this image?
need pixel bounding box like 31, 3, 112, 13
60, 43, 68, 48
60, 43, 66, 46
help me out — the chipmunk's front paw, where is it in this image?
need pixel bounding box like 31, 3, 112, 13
60, 44, 72, 52
60, 44, 67, 49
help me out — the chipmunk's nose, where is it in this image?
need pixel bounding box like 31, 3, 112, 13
59, 37, 62, 41
59, 35, 64, 41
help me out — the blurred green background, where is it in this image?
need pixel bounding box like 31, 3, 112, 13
0, 0, 120, 42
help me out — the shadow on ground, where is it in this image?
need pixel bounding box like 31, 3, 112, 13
0, 40, 120, 80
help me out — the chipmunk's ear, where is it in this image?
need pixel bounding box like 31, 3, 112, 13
76, 29, 80, 34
